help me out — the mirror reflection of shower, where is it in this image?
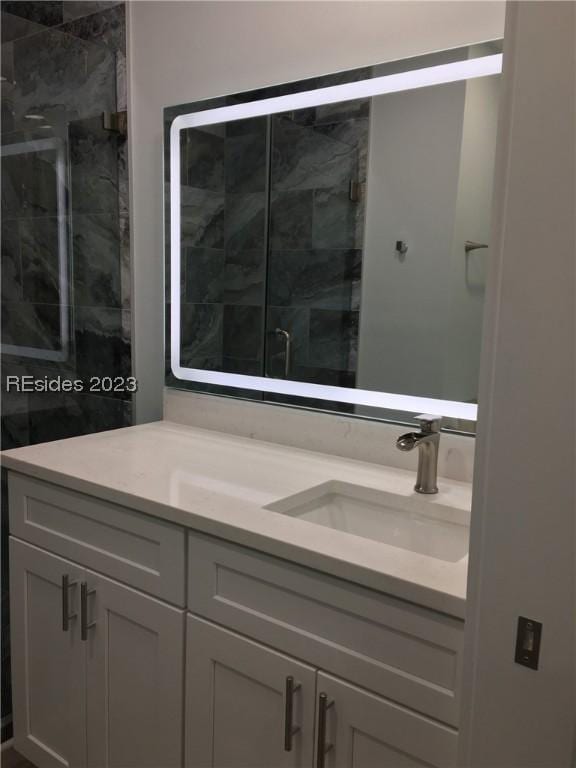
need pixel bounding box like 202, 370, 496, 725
1, 137, 70, 362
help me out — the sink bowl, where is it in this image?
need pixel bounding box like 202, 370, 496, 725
265, 481, 469, 562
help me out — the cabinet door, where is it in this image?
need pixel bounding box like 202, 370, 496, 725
186, 615, 316, 768
85, 571, 185, 768
10, 538, 87, 768
315, 673, 458, 768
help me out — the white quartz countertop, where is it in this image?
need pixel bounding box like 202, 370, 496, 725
1, 420, 471, 618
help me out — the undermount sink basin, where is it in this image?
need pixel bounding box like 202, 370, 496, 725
265, 481, 469, 562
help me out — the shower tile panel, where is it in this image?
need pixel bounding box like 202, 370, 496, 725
60, 3, 126, 54
268, 249, 361, 310
314, 97, 370, 125
180, 303, 224, 366
224, 192, 266, 252
222, 304, 263, 362
73, 213, 122, 308
1, 12, 45, 44
20, 218, 61, 304
183, 128, 225, 192
185, 247, 225, 304
11, 27, 115, 130
181, 187, 225, 249
309, 309, 360, 372
74, 307, 131, 397
1, 220, 22, 302
1, 302, 61, 351
223, 249, 265, 306
313, 184, 365, 250
3, 1, 64, 27
224, 117, 267, 194
70, 117, 119, 215
269, 190, 313, 250
271, 116, 356, 192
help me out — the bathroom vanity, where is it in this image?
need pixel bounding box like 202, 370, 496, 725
2, 419, 470, 768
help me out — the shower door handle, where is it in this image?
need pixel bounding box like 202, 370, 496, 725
275, 328, 292, 378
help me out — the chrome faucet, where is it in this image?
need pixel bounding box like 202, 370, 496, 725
396, 415, 442, 494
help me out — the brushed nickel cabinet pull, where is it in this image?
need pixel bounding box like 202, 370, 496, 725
284, 676, 301, 751
61, 574, 77, 632
316, 692, 334, 768
80, 582, 97, 641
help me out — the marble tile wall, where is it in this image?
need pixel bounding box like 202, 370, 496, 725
175, 99, 369, 393
0, 0, 129, 740
179, 117, 268, 378
266, 100, 368, 385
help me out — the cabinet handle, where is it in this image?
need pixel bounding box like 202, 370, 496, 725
316, 693, 333, 768
61, 574, 77, 632
284, 676, 301, 751
80, 582, 97, 641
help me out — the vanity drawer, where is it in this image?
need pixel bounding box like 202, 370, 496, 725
8, 472, 186, 606
187, 532, 464, 726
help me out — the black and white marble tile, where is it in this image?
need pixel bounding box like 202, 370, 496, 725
222, 304, 263, 362
20, 216, 61, 304
26, 389, 130, 444
3, 1, 63, 27
182, 127, 224, 192
12, 26, 116, 130
119, 213, 130, 310
308, 309, 359, 371
60, 3, 125, 54
180, 303, 223, 366
70, 116, 119, 215
1, 11, 45, 44
62, 1, 122, 22
224, 248, 265, 306
313, 184, 365, 250
269, 190, 313, 250
268, 249, 361, 310
0, 154, 24, 219
1, 301, 62, 350
271, 116, 355, 192
185, 247, 225, 304
73, 213, 121, 307
74, 306, 131, 396
224, 192, 266, 252
1, 219, 22, 302
1, 148, 59, 220
314, 98, 370, 126
181, 186, 225, 249
224, 117, 267, 194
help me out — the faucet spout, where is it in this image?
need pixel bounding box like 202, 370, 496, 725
396, 415, 442, 494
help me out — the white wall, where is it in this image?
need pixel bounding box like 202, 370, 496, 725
357, 49, 499, 404
357, 79, 467, 398
459, 2, 575, 765
443, 53, 500, 401
127, 0, 505, 422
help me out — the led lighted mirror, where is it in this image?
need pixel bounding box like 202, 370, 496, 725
167, 44, 502, 425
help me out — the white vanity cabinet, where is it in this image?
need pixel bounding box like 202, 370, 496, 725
186, 615, 317, 768
7, 470, 464, 768
8, 474, 186, 768
185, 616, 458, 768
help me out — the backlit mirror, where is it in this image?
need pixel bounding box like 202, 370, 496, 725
165, 42, 502, 430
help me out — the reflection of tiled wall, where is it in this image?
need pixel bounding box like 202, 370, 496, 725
0, 0, 130, 740
180, 118, 268, 376
177, 99, 369, 390
267, 100, 368, 386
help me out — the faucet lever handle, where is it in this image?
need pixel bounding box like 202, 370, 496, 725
415, 414, 442, 433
